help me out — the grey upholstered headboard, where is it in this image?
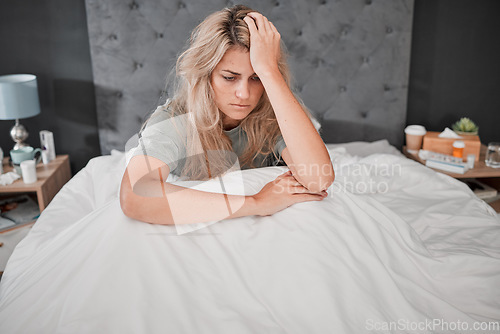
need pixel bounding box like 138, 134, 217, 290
85, 0, 414, 154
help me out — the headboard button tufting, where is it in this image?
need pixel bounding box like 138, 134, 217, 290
341, 26, 350, 36
85, 0, 414, 153
129, 2, 139, 10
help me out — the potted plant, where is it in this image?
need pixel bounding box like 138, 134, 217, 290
452, 117, 479, 135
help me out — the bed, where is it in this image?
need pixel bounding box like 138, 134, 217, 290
2, 0, 499, 332
0, 140, 499, 333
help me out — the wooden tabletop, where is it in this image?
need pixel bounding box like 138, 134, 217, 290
403, 145, 500, 179
0, 155, 71, 211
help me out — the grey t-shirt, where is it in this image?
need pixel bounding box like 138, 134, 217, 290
128, 108, 287, 176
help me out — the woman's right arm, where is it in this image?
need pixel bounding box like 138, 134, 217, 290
120, 155, 328, 225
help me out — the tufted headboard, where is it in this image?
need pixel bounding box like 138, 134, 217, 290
85, 0, 414, 154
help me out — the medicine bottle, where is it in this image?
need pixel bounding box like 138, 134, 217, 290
452, 140, 465, 158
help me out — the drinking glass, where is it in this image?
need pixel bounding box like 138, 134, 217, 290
485, 142, 500, 168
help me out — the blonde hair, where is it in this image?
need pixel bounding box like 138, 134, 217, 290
153, 5, 312, 180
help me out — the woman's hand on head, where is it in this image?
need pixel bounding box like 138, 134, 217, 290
251, 170, 328, 216
243, 12, 281, 77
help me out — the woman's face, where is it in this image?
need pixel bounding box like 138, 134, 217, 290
211, 47, 265, 130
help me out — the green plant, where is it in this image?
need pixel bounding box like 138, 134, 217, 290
452, 117, 479, 133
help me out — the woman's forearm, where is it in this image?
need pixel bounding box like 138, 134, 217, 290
259, 71, 335, 191
243, 11, 333, 191
120, 171, 257, 225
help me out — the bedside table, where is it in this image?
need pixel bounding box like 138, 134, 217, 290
403, 145, 500, 212
0, 155, 71, 275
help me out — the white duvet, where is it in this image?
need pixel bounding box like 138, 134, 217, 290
0, 141, 499, 333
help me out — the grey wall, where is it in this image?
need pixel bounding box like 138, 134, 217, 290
407, 0, 500, 144
0, 0, 100, 174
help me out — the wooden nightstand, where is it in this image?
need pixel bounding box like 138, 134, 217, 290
0, 155, 71, 275
0, 155, 71, 214
403, 145, 500, 212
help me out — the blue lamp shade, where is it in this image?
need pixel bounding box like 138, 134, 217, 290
0, 74, 41, 120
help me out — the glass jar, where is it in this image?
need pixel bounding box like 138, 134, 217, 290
485, 142, 500, 168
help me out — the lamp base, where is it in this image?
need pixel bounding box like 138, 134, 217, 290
10, 119, 29, 150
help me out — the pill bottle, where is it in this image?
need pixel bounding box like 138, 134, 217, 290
452, 140, 465, 158
467, 154, 475, 169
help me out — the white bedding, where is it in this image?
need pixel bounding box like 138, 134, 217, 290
0, 140, 499, 333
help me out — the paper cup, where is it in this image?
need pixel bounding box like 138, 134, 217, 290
405, 125, 426, 153
20, 160, 37, 184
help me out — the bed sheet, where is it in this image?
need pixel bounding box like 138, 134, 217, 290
0, 140, 499, 334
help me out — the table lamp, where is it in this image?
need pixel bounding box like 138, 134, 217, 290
0, 74, 41, 150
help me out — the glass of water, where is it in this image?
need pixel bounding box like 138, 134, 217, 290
485, 142, 500, 168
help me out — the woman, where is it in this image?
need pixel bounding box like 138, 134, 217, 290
120, 5, 335, 225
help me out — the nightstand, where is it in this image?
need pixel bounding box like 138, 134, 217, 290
403, 145, 500, 212
0, 155, 71, 275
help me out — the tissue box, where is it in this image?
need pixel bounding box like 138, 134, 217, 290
422, 131, 480, 161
